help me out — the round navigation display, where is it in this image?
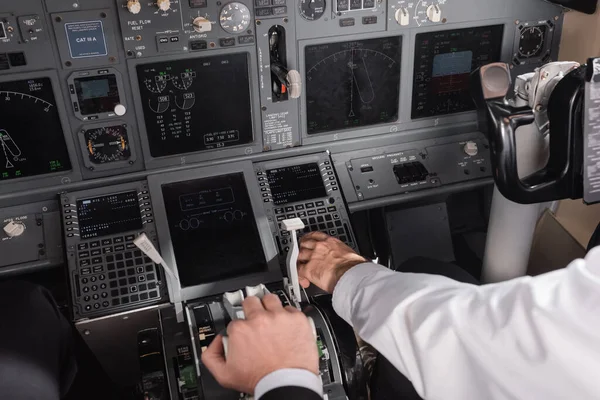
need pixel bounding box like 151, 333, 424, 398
305, 37, 402, 134
0, 78, 71, 181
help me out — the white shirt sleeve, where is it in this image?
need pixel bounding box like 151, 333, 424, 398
332, 249, 600, 400
254, 368, 323, 399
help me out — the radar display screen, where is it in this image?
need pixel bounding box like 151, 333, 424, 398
0, 78, 71, 181
267, 163, 327, 205
411, 25, 504, 119
137, 54, 253, 158
161, 173, 267, 287
74, 74, 121, 116
305, 36, 402, 134
77, 191, 143, 239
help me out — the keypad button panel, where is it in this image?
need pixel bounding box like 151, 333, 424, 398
75, 235, 163, 317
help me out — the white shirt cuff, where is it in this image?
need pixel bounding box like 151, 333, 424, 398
332, 262, 392, 323
254, 368, 323, 399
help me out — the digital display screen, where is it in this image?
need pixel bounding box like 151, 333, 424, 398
305, 37, 402, 134
161, 173, 267, 287
74, 74, 120, 115
432, 51, 474, 77
77, 191, 143, 239
0, 78, 72, 181
267, 163, 327, 205
137, 54, 253, 157
412, 25, 504, 119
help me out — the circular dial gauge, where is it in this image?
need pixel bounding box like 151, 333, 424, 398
299, 0, 326, 21
518, 26, 546, 58
219, 2, 251, 34
85, 126, 131, 164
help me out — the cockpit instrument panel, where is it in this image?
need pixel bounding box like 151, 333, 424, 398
0, 77, 71, 181
411, 25, 505, 119
136, 53, 254, 158
305, 37, 402, 135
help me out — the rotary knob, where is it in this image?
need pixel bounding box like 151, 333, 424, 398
156, 0, 171, 12
3, 221, 25, 238
464, 141, 479, 157
426, 4, 442, 22
192, 17, 212, 33
127, 0, 142, 14
394, 7, 410, 26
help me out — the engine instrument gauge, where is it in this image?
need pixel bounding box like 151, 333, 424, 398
84, 125, 131, 164
219, 2, 251, 34
305, 37, 402, 134
518, 26, 546, 58
299, 0, 326, 21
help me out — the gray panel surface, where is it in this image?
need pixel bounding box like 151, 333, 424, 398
255, 17, 302, 150
333, 132, 491, 203
50, 9, 120, 69
0, 200, 63, 270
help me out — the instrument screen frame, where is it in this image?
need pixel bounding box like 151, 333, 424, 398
299, 32, 404, 146
128, 50, 264, 172
0, 71, 82, 195
147, 160, 281, 303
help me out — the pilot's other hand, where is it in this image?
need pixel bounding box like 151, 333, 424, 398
298, 232, 367, 293
201, 294, 319, 394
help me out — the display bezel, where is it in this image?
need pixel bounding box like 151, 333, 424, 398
67, 68, 127, 122
411, 24, 505, 120
300, 32, 403, 141
0, 71, 81, 194
128, 50, 264, 171
147, 161, 281, 304
76, 120, 138, 172
74, 74, 121, 116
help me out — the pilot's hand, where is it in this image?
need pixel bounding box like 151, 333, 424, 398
201, 294, 319, 394
298, 232, 367, 293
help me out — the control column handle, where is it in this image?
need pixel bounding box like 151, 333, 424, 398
470, 62, 584, 204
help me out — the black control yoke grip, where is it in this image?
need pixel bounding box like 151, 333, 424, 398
470, 63, 566, 204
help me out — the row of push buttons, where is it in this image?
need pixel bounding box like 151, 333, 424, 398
336, 0, 375, 11
255, 0, 286, 17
